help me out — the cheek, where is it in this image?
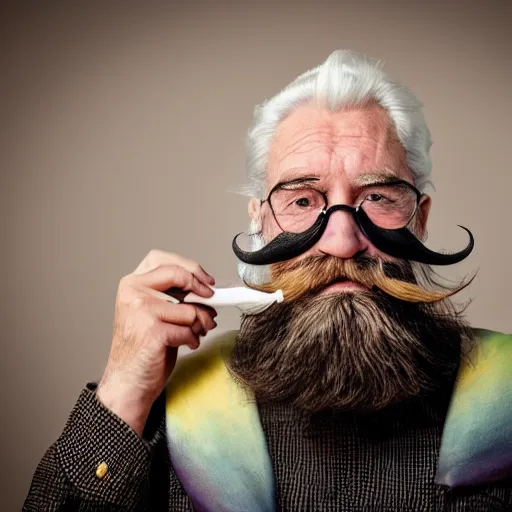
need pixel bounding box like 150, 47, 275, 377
261, 206, 281, 241
409, 215, 426, 240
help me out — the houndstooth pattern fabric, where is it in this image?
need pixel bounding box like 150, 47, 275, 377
23, 384, 174, 511
256, 393, 512, 512
25, 385, 512, 511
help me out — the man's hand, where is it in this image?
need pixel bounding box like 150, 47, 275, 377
96, 250, 217, 436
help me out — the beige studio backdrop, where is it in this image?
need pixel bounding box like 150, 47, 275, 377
1, 1, 511, 509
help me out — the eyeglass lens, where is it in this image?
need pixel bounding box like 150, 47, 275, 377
268, 183, 418, 233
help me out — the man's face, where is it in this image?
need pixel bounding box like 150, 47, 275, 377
249, 102, 431, 293
229, 103, 468, 414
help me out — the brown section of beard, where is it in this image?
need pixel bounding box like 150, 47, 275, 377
248, 254, 473, 304
228, 256, 474, 414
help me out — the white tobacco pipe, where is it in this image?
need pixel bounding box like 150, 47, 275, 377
166, 286, 284, 315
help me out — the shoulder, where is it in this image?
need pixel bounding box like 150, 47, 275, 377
170, 329, 239, 382
465, 328, 512, 365
165, 330, 241, 411
471, 327, 512, 341
457, 327, 512, 386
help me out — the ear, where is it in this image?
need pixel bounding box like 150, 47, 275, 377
248, 198, 262, 232
415, 194, 432, 240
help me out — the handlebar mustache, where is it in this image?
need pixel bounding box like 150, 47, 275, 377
232, 204, 474, 266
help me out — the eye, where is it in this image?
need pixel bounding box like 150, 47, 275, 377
366, 193, 383, 202
295, 197, 311, 207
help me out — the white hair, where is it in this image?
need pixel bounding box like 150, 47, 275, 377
238, 49, 433, 282
242, 49, 432, 199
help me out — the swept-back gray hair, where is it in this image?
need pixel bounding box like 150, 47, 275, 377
242, 49, 432, 199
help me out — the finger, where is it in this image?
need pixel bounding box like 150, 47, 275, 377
195, 305, 217, 332
150, 301, 216, 333
197, 304, 218, 319
136, 265, 213, 297
189, 318, 204, 337
143, 286, 181, 304
142, 288, 218, 313
162, 323, 201, 350
133, 249, 215, 285
151, 301, 200, 327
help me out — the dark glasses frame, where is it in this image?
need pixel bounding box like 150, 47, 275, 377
261, 177, 423, 233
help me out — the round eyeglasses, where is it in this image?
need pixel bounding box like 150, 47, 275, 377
263, 178, 422, 234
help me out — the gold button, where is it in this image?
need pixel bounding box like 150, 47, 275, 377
96, 461, 108, 479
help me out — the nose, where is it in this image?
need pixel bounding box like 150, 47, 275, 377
314, 209, 369, 259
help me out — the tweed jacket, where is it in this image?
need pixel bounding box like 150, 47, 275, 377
23, 380, 512, 512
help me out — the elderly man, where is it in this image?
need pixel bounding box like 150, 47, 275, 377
24, 50, 512, 511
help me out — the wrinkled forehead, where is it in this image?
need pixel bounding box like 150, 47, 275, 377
265, 103, 412, 192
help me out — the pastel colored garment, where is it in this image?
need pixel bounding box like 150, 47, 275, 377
165, 329, 512, 512
435, 328, 512, 487
165, 332, 274, 512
